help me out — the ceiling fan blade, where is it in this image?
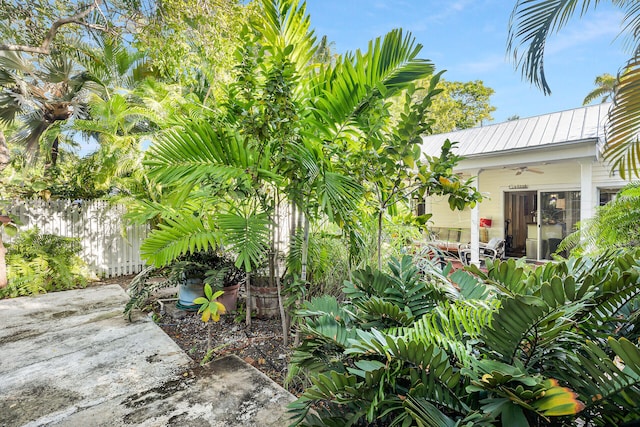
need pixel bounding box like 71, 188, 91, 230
527, 168, 544, 174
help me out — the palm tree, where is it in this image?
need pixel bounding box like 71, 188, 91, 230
138, 0, 437, 333
508, 0, 640, 178
0, 51, 95, 166
583, 73, 617, 105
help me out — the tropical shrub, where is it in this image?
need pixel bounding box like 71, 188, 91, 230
286, 226, 351, 301
3, 227, 92, 298
288, 251, 640, 426
124, 250, 246, 319
560, 181, 640, 256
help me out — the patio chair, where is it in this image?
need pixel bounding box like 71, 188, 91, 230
458, 237, 505, 266
413, 244, 447, 273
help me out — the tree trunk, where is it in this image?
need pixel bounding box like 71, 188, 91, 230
0, 130, 9, 173
245, 274, 252, 327
0, 237, 7, 289
50, 135, 59, 166
294, 214, 310, 346
274, 197, 288, 346
377, 209, 383, 270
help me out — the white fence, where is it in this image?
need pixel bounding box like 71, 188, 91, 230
4, 199, 149, 278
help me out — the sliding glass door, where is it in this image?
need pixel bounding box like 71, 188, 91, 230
539, 191, 580, 259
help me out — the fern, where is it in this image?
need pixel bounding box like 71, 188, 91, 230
3, 227, 91, 298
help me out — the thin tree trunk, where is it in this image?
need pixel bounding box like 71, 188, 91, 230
284, 202, 297, 336
300, 215, 310, 284
245, 274, 252, 327
377, 209, 383, 270
294, 214, 310, 346
50, 135, 59, 166
0, 130, 9, 173
274, 196, 288, 346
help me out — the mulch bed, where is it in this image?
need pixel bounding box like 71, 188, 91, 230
100, 274, 296, 391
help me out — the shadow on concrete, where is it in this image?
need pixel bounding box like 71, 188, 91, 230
0, 285, 294, 426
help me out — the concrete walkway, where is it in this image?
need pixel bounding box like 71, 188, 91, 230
0, 285, 294, 427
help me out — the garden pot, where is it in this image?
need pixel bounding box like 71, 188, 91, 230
217, 283, 241, 313
177, 277, 204, 311
250, 277, 279, 319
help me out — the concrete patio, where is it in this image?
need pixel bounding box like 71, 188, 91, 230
0, 285, 294, 427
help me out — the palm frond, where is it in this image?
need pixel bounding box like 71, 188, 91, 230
310, 28, 434, 138
261, 0, 317, 74
144, 120, 259, 186
605, 55, 640, 179
508, 0, 599, 95
140, 214, 220, 267
216, 210, 271, 272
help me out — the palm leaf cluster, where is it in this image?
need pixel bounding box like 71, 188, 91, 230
138, 0, 443, 274
288, 251, 640, 426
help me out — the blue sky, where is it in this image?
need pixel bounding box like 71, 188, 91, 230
305, 1, 628, 123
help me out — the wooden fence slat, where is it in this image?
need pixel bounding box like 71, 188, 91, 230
2, 198, 149, 278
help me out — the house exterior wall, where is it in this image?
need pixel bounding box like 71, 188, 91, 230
425, 159, 628, 250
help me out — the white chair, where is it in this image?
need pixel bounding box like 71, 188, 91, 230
458, 238, 505, 266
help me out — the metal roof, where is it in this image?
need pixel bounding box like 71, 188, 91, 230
421, 103, 610, 158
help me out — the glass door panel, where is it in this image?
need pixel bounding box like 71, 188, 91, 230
539, 191, 580, 259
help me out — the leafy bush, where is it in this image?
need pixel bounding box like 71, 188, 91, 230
124, 250, 246, 319
286, 228, 351, 301
3, 227, 92, 298
560, 181, 640, 255
288, 252, 640, 426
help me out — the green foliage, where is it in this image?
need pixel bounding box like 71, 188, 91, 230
2, 227, 92, 298
285, 226, 350, 299
583, 73, 617, 105
289, 251, 640, 426
422, 78, 496, 134
559, 181, 640, 255
194, 283, 226, 323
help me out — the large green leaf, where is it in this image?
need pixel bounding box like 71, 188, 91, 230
216, 211, 271, 272
309, 28, 434, 140
140, 214, 220, 267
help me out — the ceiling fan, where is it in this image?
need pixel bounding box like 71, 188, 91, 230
513, 166, 544, 175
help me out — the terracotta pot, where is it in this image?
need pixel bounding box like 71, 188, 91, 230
217, 283, 241, 313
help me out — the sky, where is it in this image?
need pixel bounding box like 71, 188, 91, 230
305, 0, 628, 124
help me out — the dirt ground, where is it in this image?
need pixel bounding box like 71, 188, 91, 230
97, 275, 296, 392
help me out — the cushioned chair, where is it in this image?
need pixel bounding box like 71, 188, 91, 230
458, 237, 505, 266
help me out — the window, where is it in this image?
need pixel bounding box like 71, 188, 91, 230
599, 188, 620, 206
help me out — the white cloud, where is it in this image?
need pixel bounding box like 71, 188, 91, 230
458, 53, 509, 74
545, 10, 624, 55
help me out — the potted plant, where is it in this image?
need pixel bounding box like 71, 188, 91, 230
173, 250, 246, 312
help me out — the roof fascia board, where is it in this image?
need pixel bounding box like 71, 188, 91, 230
455, 139, 598, 171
